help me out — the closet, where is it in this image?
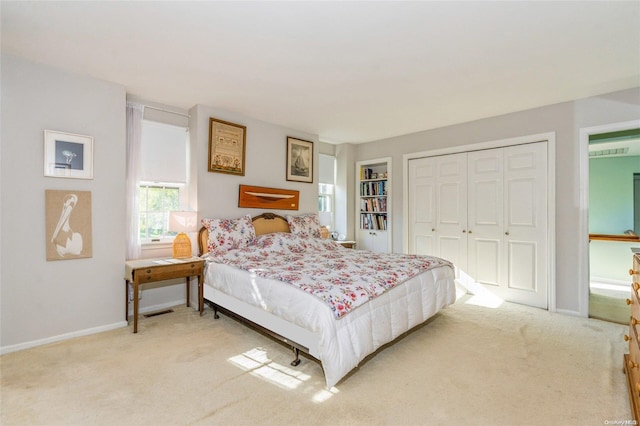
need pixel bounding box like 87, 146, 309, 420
408, 141, 548, 309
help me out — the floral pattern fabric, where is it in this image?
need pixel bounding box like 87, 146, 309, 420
286, 213, 321, 239
201, 214, 256, 255
206, 233, 453, 319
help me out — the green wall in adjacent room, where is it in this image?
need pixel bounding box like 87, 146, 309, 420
589, 155, 640, 234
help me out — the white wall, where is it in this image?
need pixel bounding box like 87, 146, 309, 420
0, 57, 322, 352
190, 104, 319, 221
352, 87, 640, 314
1, 54, 127, 350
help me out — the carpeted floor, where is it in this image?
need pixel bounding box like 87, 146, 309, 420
0, 295, 632, 425
590, 293, 629, 325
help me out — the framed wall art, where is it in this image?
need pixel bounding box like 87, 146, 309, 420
44, 130, 94, 179
45, 190, 93, 261
208, 117, 246, 176
286, 136, 313, 183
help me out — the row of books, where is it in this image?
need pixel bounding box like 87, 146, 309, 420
360, 213, 388, 230
361, 167, 386, 180
360, 181, 387, 196
360, 197, 387, 213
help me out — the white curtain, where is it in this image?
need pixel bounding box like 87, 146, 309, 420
125, 102, 144, 260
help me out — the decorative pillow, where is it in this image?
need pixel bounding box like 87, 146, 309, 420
201, 214, 256, 254
286, 213, 321, 239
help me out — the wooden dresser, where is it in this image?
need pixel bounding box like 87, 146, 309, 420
624, 252, 640, 421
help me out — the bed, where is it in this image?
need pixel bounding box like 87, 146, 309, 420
199, 212, 457, 388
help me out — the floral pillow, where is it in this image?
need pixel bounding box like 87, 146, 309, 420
286, 213, 321, 239
201, 214, 256, 254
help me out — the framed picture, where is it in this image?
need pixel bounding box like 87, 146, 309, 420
286, 137, 313, 183
44, 130, 94, 179
208, 117, 246, 176
45, 190, 93, 261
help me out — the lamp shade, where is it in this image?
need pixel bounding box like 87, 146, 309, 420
169, 211, 197, 258
169, 211, 198, 233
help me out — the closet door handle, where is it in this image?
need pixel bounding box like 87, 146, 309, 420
462, 230, 466, 233
505, 231, 510, 236
432, 228, 436, 232
468, 230, 472, 234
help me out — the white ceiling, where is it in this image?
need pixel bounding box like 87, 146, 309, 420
2, 1, 639, 144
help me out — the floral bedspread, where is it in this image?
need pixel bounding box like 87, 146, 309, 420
205, 233, 453, 319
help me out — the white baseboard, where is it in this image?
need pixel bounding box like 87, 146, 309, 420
555, 308, 585, 317
127, 298, 189, 316
2, 298, 201, 356
0, 320, 128, 355
590, 276, 630, 287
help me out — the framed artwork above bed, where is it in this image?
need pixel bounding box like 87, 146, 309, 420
208, 117, 246, 176
286, 137, 313, 183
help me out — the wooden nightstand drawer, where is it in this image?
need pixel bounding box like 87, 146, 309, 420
136, 262, 203, 283
337, 240, 356, 249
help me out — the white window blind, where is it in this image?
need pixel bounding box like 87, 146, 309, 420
140, 120, 188, 183
319, 154, 336, 185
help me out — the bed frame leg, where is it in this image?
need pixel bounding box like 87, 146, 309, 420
205, 300, 220, 319
290, 347, 301, 367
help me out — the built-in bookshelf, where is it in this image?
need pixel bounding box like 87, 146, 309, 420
356, 158, 391, 253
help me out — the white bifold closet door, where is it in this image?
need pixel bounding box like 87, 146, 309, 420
409, 141, 548, 309
408, 153, 468, 275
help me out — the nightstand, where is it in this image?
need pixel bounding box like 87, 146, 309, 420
337, 240, 356, 249
125, 257, 205, 333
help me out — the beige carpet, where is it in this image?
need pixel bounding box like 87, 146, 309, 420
589, 284, 630, 325
590, 292, 630, 325
1, 296, 632, 425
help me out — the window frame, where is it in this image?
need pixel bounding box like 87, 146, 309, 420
138, 181, 187, 245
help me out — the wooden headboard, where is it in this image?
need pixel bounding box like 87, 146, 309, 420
198, 213, 290, 256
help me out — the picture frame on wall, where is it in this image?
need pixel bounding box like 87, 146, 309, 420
286, 136, 313, 183
43, 130, 94, 179
208, 117, 247, 176
45, 189, 93, 261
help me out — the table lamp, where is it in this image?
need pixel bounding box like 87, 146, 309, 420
169, 211, 198, 258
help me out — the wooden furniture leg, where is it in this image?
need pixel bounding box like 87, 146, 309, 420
186, 276, 190, 308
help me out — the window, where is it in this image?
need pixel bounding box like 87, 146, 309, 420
139, 183, 183, 241
318, 183, 334, 231
138, 119, 189, 244
318, 154, 336, 230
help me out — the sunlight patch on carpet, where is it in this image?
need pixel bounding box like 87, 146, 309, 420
456, 271, 504, 308
228, 348, 311, 390
312, 387, 339, 403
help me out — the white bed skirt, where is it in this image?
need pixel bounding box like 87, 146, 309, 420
204, 262, 457, 388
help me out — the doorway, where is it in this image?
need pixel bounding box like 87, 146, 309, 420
580, 122, 640, 322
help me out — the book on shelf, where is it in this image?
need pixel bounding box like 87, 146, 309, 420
360, 197, 387, 212
360, 213, 388, 230
360, 167, 387, 181
360, 181, 387, 196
